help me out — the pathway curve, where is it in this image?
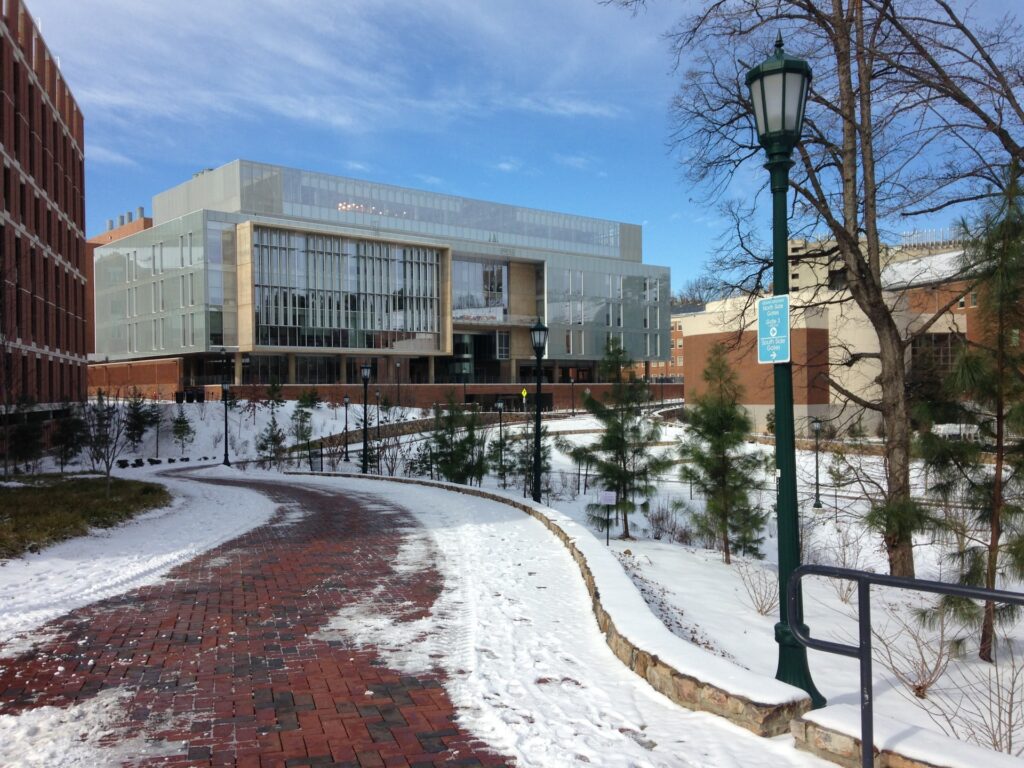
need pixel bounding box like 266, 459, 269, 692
0, 474, 511, 767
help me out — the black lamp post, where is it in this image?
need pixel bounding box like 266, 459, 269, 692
496, 399, 505, 488
812, 417, 823, 509
360, 364, 371, 474
395, 361, 401, 409
746, 34, 822, 706
221, 349, 231, 467
375, 388, 382, 474
343, 394, 350, 462
530, 319, 548, 503
570, 376, 575, 417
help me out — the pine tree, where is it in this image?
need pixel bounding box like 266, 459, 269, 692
171, 404, 195, 457
52, 402, 87, 472
678, 343, 766, 563
290, 403, 313, 467
577, 340, 673, 539
266, 380, 285, 415
148, 398, 166, 458
256, 412, 287, 468
919, 164, 1024, 662
427, 398, 488, 485
124, 388, 152, 451
511, 415, 551, 499
10, 400, 43, 472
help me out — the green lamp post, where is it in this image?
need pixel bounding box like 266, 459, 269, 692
746, 34, 824, 707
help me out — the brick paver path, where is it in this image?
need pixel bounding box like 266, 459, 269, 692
0, 476, 513, 767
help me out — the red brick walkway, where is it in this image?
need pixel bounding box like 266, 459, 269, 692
0, 477, 513, 767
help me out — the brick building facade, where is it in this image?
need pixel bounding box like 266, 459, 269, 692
0, 0, 87, 407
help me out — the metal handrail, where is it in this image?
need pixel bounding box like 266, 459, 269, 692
788, 564, 1024, 768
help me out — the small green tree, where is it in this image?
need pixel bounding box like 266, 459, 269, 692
148, 396, 167, 458
171, 404, 195, 457
124, 388, 152, 451
427, 398, 488, 485
52, 402, 87, 472
487, 421, 514, 489
297, 388, 321, 410
11, 400, 43, 472
678, 344, 766, 563
256, 412, 287, 469
289, 403, 313, 467
510, 415, 552, 499
266, 380, 285, 415
577, 343, 673, 539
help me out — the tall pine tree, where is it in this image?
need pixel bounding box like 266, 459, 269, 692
920, 164, 1024, 662
678, 343, 766, 563
578, 339, 672, 538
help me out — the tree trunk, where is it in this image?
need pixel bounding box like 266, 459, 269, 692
878, 326, 916, 577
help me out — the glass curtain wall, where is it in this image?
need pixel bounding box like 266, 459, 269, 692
452, 258, 508, 321
251, 226, 441, 351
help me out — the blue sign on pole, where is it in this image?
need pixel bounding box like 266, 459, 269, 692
757, 295, 790, 364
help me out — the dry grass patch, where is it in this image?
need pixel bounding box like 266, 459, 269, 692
0, 475, 171, 558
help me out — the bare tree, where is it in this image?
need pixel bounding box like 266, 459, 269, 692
672, 274, 722, 310
85, 390, 129, 496
608, 0, 1024, 575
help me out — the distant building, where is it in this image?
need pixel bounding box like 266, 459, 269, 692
0, 0, 87, 407
630, 309, 691, 385
90, 160, 670, 397
680, 246, 972, 435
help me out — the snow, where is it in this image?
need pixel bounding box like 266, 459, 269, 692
301, 474, 829, 768
0, 688, 185, 767
880, 249, 965, 289
804, 705, 1024, 768
1, 400, 1019, 766
0, 467, 277, 650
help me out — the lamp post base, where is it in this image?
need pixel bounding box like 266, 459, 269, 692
775, 621, 826, 708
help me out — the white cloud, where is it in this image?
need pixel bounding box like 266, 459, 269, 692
495, 158, 523, 173
86, 145, 137, 167
553, 153, 595, 171
345, 161, 371, 173
415, 174, 444, 186
26, 0, 677, 158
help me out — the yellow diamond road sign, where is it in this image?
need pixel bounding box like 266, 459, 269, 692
521, 388, 528, 398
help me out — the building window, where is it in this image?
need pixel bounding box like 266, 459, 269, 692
958, 296, 965, 308
970, 290, 978, 307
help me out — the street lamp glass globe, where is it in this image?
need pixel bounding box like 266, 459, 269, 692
530, 319, 549, 355
495, 400, 503, 412
343, 394, 350, 406
360, 364, 371, 382
811, 417, 822, 434
745, 34, 812, 149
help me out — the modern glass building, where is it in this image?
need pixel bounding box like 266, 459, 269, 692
92, 160, 670, 388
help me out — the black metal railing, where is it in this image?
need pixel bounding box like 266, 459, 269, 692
788, 564, 1024, 768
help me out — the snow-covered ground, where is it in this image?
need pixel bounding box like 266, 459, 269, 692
1, 399, 1019, 765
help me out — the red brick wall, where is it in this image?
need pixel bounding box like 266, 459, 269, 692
88, 359, 184, 400
683, 328, 828, 406
0, 0, 87, 405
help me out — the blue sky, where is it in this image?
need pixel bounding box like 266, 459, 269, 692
28, 0, 723, 289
